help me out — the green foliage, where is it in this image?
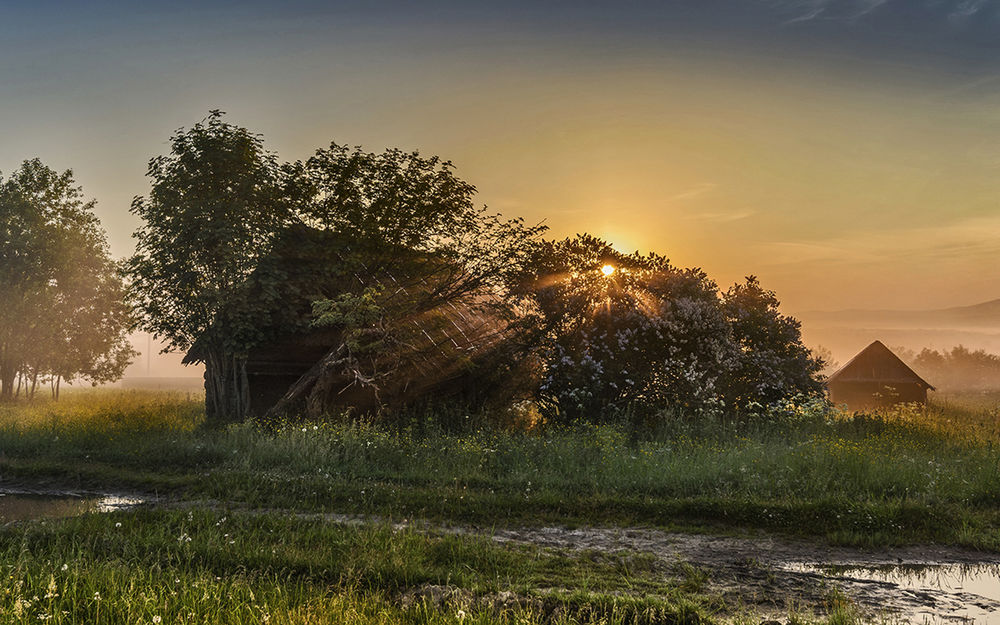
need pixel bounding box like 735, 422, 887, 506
288, 141, 545, 327
0, 159, 135, 400
311, 288, 384, 330
0, 509, 715, 625
128, 110, 289, 353
127, 111, 289, 423
720, 276, 824, 407
3, 391, 1000, 548
512, 235, 822, 423
311, 288, 386, 354
128, 116, 545, 422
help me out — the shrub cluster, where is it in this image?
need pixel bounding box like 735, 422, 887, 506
509, 235, 824, 423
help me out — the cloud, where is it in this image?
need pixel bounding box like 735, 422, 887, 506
688, 209, 757, 223
758, 214, 1000, 267
764, 0, 1000, 26
950, 0, 991, 20
782, 6, 827, 24
668, 183, 717, 202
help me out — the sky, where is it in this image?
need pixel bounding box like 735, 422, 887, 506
4, 0, 1000, 317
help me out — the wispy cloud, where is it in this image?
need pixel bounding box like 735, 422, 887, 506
688, 209, 756, 223
848, 0, 889, 20
759, 214, 1000, 267
766, 0, 999, 26
950, 0, 991, 21
783, 7, 826, 24
668, 183, 717, 202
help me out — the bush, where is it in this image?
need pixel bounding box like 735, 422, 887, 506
512, 235, 823, 423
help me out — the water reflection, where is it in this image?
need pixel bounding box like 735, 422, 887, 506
785, 561, 1000, 624
0, 492, 142, 522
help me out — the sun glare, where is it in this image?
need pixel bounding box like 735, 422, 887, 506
601, 264, 615, 276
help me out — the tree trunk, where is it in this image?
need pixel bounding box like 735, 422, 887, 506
0, 356, 15, 402
204, 349, 250, 427
29, 370, 38, 401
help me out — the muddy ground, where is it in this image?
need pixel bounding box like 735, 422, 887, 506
486, 525, 1000, 622
6, 491, 999, 623
318, 511, 1000, 623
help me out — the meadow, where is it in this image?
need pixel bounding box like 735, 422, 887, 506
0, 389, 998, 623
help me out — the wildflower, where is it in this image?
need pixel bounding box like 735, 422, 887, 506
60, 564, 68, 571
153, 617, 162, 624
115, 522, 122, 528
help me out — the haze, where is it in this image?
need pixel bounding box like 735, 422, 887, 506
4, 1, 1000, 371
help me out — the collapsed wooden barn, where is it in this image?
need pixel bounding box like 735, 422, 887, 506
826, 340, 934, 409
240, 298, 512, 419
183, 224, 522, 420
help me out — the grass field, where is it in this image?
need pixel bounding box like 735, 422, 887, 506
1, 389, 998, 623
1, 508, 721, 624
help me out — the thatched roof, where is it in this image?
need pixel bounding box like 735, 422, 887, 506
827, 341, 934, 390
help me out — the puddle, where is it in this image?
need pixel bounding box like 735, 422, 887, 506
0, 491, 143, 522
128, 507, 1000, 624
480, 524, 1000, 624
784, 562, 1000, 624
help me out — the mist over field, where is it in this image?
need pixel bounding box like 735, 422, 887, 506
798, 298, 1000, 368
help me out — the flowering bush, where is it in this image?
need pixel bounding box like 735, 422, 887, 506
512, 235, 823, 423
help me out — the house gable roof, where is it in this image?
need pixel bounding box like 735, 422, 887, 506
827, 340, 935, 390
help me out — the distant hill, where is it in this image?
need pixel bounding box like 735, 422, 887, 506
799, 298, 1000, 330
796, 298, 1000, 365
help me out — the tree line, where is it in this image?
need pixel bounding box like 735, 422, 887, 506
2, 111, 824, 424
0, 160, 134, 401
126, 111, 823, 426
896, 345, 1000, 392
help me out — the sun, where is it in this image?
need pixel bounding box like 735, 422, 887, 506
601, 264, 616, 276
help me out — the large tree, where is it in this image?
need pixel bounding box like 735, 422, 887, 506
129, 116, 543, 424
0, 159, 135, 400
128, 111, 289, 425
260, 143, 546, 418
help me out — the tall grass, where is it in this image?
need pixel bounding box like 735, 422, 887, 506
1, 390, 999, 546
0, 509, 710, 625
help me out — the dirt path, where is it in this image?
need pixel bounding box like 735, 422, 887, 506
233, 507, 1000, 623
483, 525, 1000, 622
15, 490, 997, 624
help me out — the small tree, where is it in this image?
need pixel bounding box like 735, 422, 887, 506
720, 276, 824, 410
128, 111, 289, 425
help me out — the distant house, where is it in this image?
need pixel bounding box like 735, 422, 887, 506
826, 341, 934, 409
